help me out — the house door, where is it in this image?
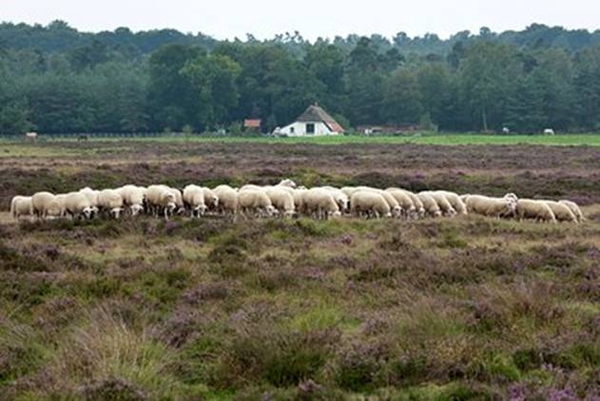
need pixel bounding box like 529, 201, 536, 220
306, 123, 315, 135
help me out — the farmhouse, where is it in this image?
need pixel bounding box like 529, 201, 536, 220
276, 104, 344, 136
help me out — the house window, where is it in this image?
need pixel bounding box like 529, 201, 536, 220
290, 127, 295, 134
306, 123, 315, 134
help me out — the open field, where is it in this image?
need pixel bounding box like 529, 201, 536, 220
5, 133, 600, 146
2, 140, 600, 399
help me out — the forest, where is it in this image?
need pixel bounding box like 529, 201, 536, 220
2, 20, 600, 135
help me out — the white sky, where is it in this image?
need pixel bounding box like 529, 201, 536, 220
2, 0, 600, 41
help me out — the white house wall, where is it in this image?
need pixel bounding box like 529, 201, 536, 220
279, 121, 340, 136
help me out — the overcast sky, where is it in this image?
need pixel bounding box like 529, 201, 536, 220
2, 0, 600, 41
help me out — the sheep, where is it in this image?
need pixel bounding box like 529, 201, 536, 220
237, 189, 277, 218
350, 190, 392, 219
354, 186, 401, 217
183, 185, 208, 217
146, 185, 177, 219
559, 200, 585, 222
385, 189, 417, 219
201, 187, 219, 211
417, 192, 442, 218
64, 192, 97, 219
213, 185, 238, 217
277, 179, 297, 188
516, 199, 557, 223
239, 184, 263, 192
31, 191, 64, 220
340, 186, 359, 200
167, 187, 185, 214
265, 187, 296, 217
314, 186, 350, 213
116, 185, 146, 216
387, 188, 425, 219
543, 200, 578, 223
97, 189, 125, 219
303, 188, 341, 219
465, 194, 517, 218
434, 191, 467, 215
292, 188, 309, 215
422, 191, 456, 217
79, 187, 100, 207
10, 196, 33, 220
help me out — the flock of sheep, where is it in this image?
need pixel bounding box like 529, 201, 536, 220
9, 179, 585, 224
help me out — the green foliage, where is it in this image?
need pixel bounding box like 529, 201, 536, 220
2, 23, 600, 134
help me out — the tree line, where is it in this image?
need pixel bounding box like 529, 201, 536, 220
2, 21, 600, 135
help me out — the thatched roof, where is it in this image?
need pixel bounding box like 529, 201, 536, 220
295, 104, 344, 132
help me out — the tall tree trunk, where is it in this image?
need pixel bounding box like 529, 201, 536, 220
481, 106, 488, 132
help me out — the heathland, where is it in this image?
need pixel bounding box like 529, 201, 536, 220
1, 138, 600, 399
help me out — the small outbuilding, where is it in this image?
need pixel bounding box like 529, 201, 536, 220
276, 104, 344, 137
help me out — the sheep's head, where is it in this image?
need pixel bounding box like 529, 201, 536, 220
110, 207, 124, 219
392, 205, 402, 218
329, 210, 342, 219
194, 204, 208, 216
447, 207, 457, 217
433, 210, 442, 218
166, 202, 177, 214
265, 205, 278, 216
130, 204, 144, 216
506, 198, 518, 214
82, 206, 94, 219
278, 179, 297, 188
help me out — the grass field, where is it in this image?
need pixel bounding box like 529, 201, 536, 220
5, 133, 600, 147
1, 140, 600, 399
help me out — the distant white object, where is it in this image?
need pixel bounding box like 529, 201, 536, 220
278, 104, 344, 137
502, 127, 510, 134
543, 128, 555, 135
24, 132, 38, 141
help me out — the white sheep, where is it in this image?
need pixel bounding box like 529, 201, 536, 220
423, 191, 456, 217
350, 190, 392, 218
116, 185, 145, 216
201, 187, 219, 211
277, 179, 297, 188
465, 194, 517, 218
303, 188, 341, 219
385, 189, 417, 219
237, 189, 277, 218
65, 192, 97, 219
516, 199, 557, 223
97, 189, 125, 219
183, 185, 208, 217
146, 185, 177, 219
354, 186, 401, 217
434, 190, 467, 215
395, 189, 425, 218
10, 196, 33, 220
213, 185, 238, 217
292, 188, 308, 215
167, 187, 185, 214
417, 192, 442, 218
265, 187, 296, 217
543, 200, 578, 223
340, 186, 359, 200
79, 187, 100, 207
314, 186, 350, 213
31, 191, 64, 220
559, 200, 585, 222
